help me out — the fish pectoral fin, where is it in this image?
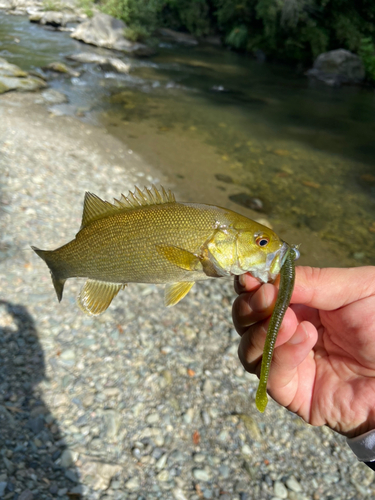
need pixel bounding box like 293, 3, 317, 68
78, 280, 126, 316
164, 281, 195, 307
156, 245, 202, 272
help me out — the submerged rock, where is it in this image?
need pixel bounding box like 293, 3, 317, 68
67, 52, 131, 73
45, 61, 80, 77
229, 193, 264, 211
306, 49, 365, 86
71, 13, 155, 57
67, 52, 108, 64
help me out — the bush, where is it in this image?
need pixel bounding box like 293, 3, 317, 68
359, 37, 375, 81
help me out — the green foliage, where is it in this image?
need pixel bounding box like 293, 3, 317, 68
225, 25, 248, 50
101, 0, 160, 32
42, 0, 62, 11
78, 0, 94, 18
99, 0, 375, 80
359, 37, 375, 81
124, 23, 150, 42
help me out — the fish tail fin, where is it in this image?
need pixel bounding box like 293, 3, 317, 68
31, 246, 66, 302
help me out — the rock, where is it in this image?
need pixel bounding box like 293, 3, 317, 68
37, 89, 68, 105
124, 476, 140, 490
193, 468, 211, 482
0, 58, 27, 78
100, 58, 131, 74
158, 28, 198, 46
103, 409, 121, 440
60, 449, 78, 468
0, 75, 46, 94
45, 62, 80, 77
67, 52, 109, 64
3, 457, 15, 475
306, 49, 365, 86
27, 416, 45, 434
273, 480, 288, 498
29, 11, 81, 27
286, 477, 302, 493
71, 13, 155, 57
18, 490, 33, 500
81, 461, 122, 490
229, 193, 264, 211
65, 469, 79, 483
215, 173, 233, 184
0, 482, 6, 497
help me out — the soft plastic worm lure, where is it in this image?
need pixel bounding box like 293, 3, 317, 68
255, 247, 299, 412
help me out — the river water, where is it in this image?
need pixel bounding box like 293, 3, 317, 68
1, 12, 375, 268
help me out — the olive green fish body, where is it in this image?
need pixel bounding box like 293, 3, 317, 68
33, 186, 289, 315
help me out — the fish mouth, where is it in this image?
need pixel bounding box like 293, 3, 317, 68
266, 241, 291, 281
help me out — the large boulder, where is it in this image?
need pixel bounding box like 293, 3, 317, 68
71, 13, 155, 57
306, 49, 365, 86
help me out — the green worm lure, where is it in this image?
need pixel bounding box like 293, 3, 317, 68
255, 246, 299, 412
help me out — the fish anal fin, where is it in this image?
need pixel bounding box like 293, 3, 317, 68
81, 185, 176, 228
156, 245, 202, 272
78, 280, 126, 316
164, 281, 195, 307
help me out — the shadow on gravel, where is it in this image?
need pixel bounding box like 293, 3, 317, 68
0, 301, 82, 500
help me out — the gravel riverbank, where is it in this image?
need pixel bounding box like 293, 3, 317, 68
0, 92, 373, 500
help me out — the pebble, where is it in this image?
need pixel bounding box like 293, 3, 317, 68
0, 482, 6, 497
273, 480, 288, 498
287, 476, 302, 493
18, 490, 33, 500
192, 469, 211, 482
60, 449, 78, 468
125, 477, 140, 490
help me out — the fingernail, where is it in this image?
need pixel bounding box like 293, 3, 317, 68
288, 324, 308, 345
239, 274, 246, 287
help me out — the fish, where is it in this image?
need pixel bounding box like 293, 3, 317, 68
32, 185, 291, 316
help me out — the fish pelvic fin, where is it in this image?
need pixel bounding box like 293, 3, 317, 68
81, 185, 176, 229
78, 279, 126, 316
164, 281, 195, 307
31, 246, 66, 302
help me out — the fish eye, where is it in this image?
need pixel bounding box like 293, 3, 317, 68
256, 236, 269, 247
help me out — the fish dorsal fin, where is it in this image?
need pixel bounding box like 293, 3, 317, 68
164, 281, 195, 307
78, 279, 126, 315
81, 185, 175, 228
81, 192, 119, 229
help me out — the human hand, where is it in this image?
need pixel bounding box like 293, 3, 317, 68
232, 266, 375, 438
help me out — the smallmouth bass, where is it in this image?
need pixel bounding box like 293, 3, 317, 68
32, 185, 290, 314
32, 185, 299, 411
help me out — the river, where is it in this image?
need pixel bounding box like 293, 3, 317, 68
1, 11, 375, 268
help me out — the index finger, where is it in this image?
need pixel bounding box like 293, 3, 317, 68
234, 273, 263, 295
